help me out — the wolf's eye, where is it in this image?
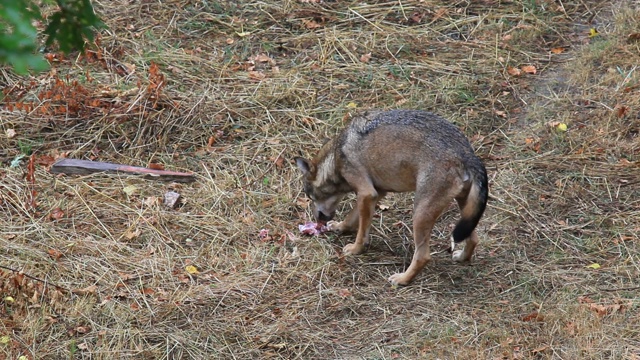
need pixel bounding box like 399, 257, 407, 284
303, 185, 315, 201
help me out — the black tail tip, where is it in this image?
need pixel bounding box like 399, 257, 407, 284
452, 219, 476, 243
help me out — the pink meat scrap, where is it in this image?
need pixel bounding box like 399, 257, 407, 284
298, 221, 328, 236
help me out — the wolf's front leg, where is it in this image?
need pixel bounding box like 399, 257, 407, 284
327, 206, 359, 233
343, 189, 378, 255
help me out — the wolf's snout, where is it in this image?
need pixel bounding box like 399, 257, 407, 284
317, 211, 333, 223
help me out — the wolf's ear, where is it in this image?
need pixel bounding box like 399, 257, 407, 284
294, 157, 312, 175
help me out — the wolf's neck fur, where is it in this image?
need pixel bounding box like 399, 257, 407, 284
312, 139, 338, 187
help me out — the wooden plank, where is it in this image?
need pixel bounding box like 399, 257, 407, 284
50, 159, 195, 183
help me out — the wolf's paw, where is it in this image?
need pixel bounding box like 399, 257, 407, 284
452, 249, 471, 263
327, 220, 343, 232
343, 242, 365, 255
388, 272, 412, 286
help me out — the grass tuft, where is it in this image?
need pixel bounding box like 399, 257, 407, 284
1, 0, 640, 358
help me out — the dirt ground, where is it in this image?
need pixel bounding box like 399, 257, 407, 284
1, 0, 640, 359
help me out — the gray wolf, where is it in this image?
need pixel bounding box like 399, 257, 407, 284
295, 109, 488, 285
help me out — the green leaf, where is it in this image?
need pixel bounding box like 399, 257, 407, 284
10, 154, 26, 168
0, 0, 106, 73
25, 54, 49, 71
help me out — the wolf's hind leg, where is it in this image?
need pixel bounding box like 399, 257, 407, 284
452, 230, 478, 262
451, 195, 479, 262
388, 190, 450, 286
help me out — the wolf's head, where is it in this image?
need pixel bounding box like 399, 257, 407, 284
295, 155, 347, 223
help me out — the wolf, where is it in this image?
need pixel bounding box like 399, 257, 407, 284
295, 109, 488, 285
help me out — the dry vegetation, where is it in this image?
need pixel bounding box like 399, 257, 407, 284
1, 0, 640, 358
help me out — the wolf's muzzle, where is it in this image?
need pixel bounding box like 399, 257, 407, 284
317, 211, 333, 223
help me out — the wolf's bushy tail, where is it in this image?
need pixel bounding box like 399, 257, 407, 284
452, 163, 488, 243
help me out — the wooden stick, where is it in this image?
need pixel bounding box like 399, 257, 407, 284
50, 159, 195, 183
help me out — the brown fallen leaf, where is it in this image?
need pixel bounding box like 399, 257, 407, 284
521, 65, 537, 74
148, 162, 165, 170
254, 54, 275, 64
302, 18, 322, 29
507, 67, 521, 76
36, 154, 56, 166
521, 311, 544, 322
118, 272, 136, 281
143, 196, 160, 207
70, 325, 91, 335
432, 8, 447, 21
531, 345, 550, 354
271, 155, 285, 169
615, 105, 629, 118
628, 33, 640, 42
124, 228, 141, 240
248, 71, 266, 81
588, 303, 610, 316
49, 207, 64, 221
73, 285, 98, 295
142, 287, 155, 295
530, 141, 541, 152
48, 248, 64, 261
410, 11, 424, 23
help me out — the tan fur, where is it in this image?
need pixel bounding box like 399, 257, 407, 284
295, 110, 488, 286
312, 152, 335, 189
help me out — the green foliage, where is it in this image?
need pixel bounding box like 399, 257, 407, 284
43, 0, 104, 52
0, 0, 46, 73
0, 0, 105, 74
17, 139, 33, 155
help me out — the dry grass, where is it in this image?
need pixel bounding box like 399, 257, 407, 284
1, 0, 640, 358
